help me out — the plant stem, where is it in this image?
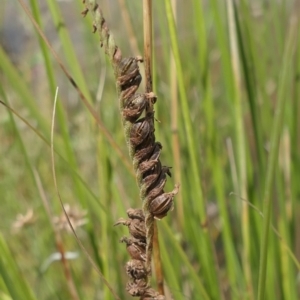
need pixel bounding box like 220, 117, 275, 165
143, 0, 164, 293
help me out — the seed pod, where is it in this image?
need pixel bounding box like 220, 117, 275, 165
126, 260, 147, 280
127, 208, 145, 221
133, 131, 155, 156
139, 163, 167, 198
124, 93, 146, 109
149, 184, 179, 219
138, 142, 162, 175
147, 142, 162, 161
137, 161, 161, 187
133, 143, 158, 170
146, 187, 164, 203
117, 57, 138, 80
130, 116, 154, 147
121, 85, 140, 101
116, 218, 146, 241
117, 57, 142, 91
120, 237, 146, 261
123, 93, 148, 122
126, 279, 148, 297
138, 159, 161, 178
142, 288, 165, 300
143, 165, 171, 195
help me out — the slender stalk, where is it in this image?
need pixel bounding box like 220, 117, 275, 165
257, 14, 298, 300
143, 0, 153, 94
143, 0, 164, 293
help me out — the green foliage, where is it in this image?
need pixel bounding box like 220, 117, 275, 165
0, 0, 299, 299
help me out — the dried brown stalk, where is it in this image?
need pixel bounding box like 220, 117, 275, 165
81, 1, 179, 298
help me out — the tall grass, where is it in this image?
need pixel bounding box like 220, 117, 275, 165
0, 0, 299, 299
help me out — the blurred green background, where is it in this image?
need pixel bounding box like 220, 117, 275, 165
0, 0, 300, 299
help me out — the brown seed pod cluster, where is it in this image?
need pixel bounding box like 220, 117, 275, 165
81, 1, 179, 222
116, 56, 179, 220
81, 2, 179, 298
115, 209, 164, 300
115, 55, 179, 298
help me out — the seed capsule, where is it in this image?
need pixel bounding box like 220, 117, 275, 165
149, 184, 179, 219
126, 208, 145, 221
126, 279, 148, 297
126, 260, 147, 280
142, 288, 165, 300
133, 142, 158, 170
115, 218, 146, 241
120, 237, 146, 261
144, 165, 171, 194
138, 159, 161, 177
130, 114, 154, 147
123, 93, 148, 122
117, 57, 142, 91
138, 142, 162, 175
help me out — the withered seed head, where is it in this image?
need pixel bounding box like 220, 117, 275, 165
138, 160, 161, 179
134, 143, 158, 168
126, 259, 147, 280
149, 184, 180, 220
130, 118, 153, 147
128, 219, 146, 241
123, 93, 148, 122
126, 279, 148, 297
120, 237, 146, 261
115, 218, 146, 241
142, 288, 165, 300
127, 208, 145, 221
143, 165, 170, 196
117, 57, 142, 90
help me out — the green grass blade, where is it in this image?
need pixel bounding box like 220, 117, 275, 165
257, 14, 299, 300
164, 0, 221, 297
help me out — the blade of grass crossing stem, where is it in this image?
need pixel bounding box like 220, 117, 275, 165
257, 15, 299, 300
0, 233, 37, 300
164, 1, 221, 297
29, 0, 86, 207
